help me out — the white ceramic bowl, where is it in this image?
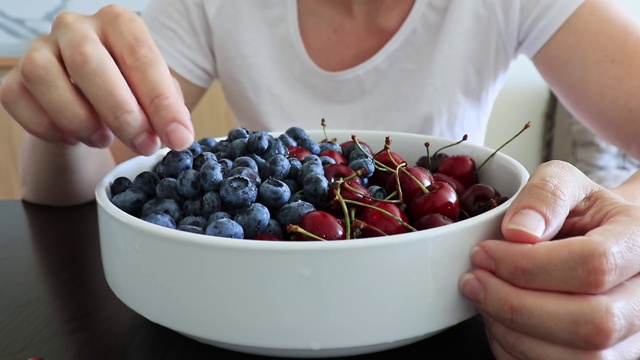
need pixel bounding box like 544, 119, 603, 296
95, 130, 529, 358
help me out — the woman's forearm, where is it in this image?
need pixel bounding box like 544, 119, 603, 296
20, 134, 117, 206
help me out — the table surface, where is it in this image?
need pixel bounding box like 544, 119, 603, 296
0, 200, 495, 360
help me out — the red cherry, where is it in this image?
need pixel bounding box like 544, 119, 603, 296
252, 234, 283, 241
291, 210, 346, 241
340, 140, 372, 156
413, 213, 455, 230
328, 179, 373, 216
287, 146, 312, 161
374, 150, 405, 169
436, 155, 478, 189
459, 183, 504, 218
384, 166, 434, 204
324, 163, 361, 184
357, 201, 410, 237
409, 181, 459, 222
432, 172, 466, 196
319, 149, 347, 165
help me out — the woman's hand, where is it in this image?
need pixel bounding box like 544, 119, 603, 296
0, 5, 194, 155
460, 160, 640, 359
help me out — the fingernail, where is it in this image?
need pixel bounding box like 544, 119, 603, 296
166, 123, 193, 150
89, 128, 114, 148
132, 131, 160, 155
470, 246, 495, 272
459, 273, 485, 304
505, 209, 546, 238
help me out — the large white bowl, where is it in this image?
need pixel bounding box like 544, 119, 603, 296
95, 130, 529, 358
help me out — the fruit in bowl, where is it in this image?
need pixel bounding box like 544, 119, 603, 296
95, 128, 529, 358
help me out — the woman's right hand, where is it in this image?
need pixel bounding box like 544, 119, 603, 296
0, 5, 194, 155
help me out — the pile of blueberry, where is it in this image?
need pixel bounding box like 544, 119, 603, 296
109, 124, 521, 241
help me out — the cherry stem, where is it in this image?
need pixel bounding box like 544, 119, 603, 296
321, 118, 329, 142
343, 199, 418, 232
286, 224, 328, 241
352, 220, 389, 237
424, 141, 433, 171
331, 187, 352, 240
433, 134, 468, 158
476, 121, 532, 173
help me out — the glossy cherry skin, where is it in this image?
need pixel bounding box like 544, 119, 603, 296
374, 150, 405, 169
287, 146, 312, 161
432, 172, 466, 196
459, 183, 503, 218
384, 166, 434, 204
357, 201, 410, 237
324, 163, 362, 184
327, 179, 373, 216
293, 210, 346, 241
436, 155, 478, 189
409, 181, 459, 222
413, 213, 454, 230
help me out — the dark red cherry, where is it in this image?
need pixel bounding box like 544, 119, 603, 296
436, 155, 478, 188
374, 150, 405, 169
291, 210, 346, 241
432, 172, 466, 196
252, 234, 283, 241
409, 181, 459, 222
324, 163, 361, 184
459, 183, 505, 218
328, 179, 373, 216
287, 146, 312, 161
413, 213, 455, 230
358, 201, 410, 237
384, 166, 434, 204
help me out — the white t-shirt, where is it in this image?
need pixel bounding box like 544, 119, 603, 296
143, 0, 584, 144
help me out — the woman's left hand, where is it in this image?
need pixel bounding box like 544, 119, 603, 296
460, 160, 640, 359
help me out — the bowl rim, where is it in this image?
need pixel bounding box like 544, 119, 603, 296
95, 130, 530, 251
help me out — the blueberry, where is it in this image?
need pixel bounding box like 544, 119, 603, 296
288, 192, 306, 203
179, 215, 207, 229
318, 141, 342, 153
110, 176, 133, 197
263, 137, 288, 160
285, 126, 310, 141
302, 172, 329, 206
233, 203, 270, 239
200, 160, 224, 192
260, 154, 291, 181
287, 158, 302, 180
193, 151, 217, 171
343, 142, 371, 160
141, 198, 183, 223
233, 156, 259, 173
320, 156, 336, 167
219, 175, 258, 209
228, 166, 261, 185
368, 185, 387, 200
143, 212, 177, 229
348, 149, 370, 162
177, 169, 202, 198
278, 133, 297, 147
182, 197, 203, 217
228, 138, 249, 160
258, 178, 291, 208
206, 211, 232, 226
205, 218, 244, 239
227, 127, 250, 142
156, 178, 184, 203
111, 188, 147, 215
212, 140, 231, 154
247, 153, 267, 171
198, 137, 218, 150
187, 141, 203, 157
277, 200, 315, 227
133, 171, 160, 198
283, 178, 300, 194
260, 218, 285, 239
160, 150, 193, 179
217, 158, 234, 177
201, 191, 223, 218
296, 137, 320, 155
247, 130, 271, 154
349, 157, 375, 178
297, 155, 323, 184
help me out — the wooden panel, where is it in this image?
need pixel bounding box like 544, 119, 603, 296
0, 73, 237, 200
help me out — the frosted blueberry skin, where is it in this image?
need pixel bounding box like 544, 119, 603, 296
143, 212, 177, 229
261, 154, 291, 181
133, 171, 161, 198
285, 126, 310, 142
227, 127, 250, 142
179, 215, 208, 229
233, 156, 260, 173
278, 133, 297, 147
234, 203, 271, 239
349, 157, 375, 178
247, 130, 271, 155
318, 141, 342, 153
200, 160, 224, 192
177, 224, 205, 234
263, 138, 288, 160
141, 198, 183, 224
219, 175, 258, 209
197, 136, 218, 150
177, 169, 202, 199
228, 138, 249, 159
205, 218, 244, 239
201, 191, 223, 219
193, 152, 217, 172
159, 150, 193, 179
277, 200, 315, 228
302, 173, 329, 207
111, 188, 147, 216
258, 178, 292, 208
110, 176, 133, 197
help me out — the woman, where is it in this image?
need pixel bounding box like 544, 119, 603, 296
2, 0, 640, 357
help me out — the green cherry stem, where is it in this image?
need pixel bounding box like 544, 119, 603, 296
343, 199, 418, 232
476, 121, 532, 173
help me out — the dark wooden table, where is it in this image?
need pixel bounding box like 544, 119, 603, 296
0, 200, 495, 360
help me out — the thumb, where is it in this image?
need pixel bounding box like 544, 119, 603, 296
501, 160, 600, 243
